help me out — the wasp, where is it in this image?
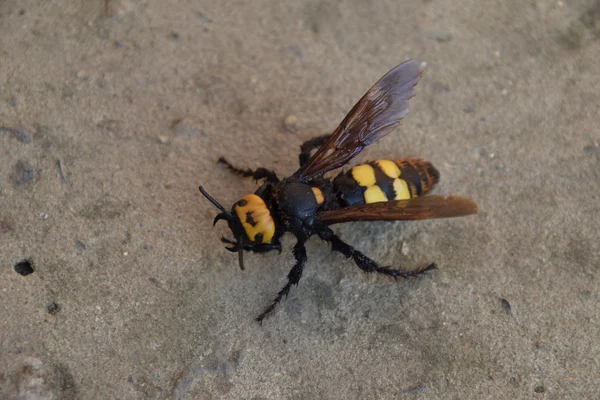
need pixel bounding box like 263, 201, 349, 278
200, 60, 477, 322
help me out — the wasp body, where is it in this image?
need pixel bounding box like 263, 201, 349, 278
200, 60, 477, 322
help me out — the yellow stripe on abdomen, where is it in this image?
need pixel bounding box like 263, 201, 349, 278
392, 178, 411, 200
364, 185, 388, 203
375, 160, 401, 179
343, 159, 439, 205
351, 164, 377, 187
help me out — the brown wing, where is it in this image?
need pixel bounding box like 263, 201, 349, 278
318, 196, 478, 225
295, 60, 425, 180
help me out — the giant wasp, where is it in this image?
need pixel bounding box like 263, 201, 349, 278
200, 60, 477, 322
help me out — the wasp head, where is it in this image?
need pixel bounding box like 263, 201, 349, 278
199, 186, 276, 270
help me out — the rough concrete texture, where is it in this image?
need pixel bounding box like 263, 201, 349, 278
1, 0, 599, 399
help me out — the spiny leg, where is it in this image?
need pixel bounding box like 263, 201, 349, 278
319, 228, 436, 279
257, 239, 307, 323
218, 157, 279, 183
298, 134, 331, 167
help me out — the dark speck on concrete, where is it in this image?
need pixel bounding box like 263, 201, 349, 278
561, 0, 600, 49
0, 218, 14, 234
197, 11, 213, 23
14, 260, 34, 276
46, 302, 61, 314
501, 298, 512, 314
583, 145, 600, 153
114, 41, 124, 48
54, 363, 77, 394
403, 385, 426, 395
56, 159, 68, 184
169, 32, 181, 40
581, 0, 600, 35
1, 126, 32, 144
173, 118, 200, 137
10, 160, 36, 187
428, 30, 453, 42
75, 240, 86, 251
534, 385, 545, 393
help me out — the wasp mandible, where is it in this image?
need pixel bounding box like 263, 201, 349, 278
200, 60, 477, 322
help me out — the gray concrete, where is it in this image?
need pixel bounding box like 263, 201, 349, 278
1, 0, 599, 398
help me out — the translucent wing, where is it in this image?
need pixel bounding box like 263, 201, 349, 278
317, 196, 478, 225
295, 60, 425, 180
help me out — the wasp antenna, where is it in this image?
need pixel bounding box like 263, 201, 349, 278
199, 186, 227, 212
238, 247, 245, 271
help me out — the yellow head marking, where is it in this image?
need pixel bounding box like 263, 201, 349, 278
392, 178, 411, 200
311, 187, 324, 205
376, 160, 401, 179
351, 164, 376, 187
364, 185, 388, 203
233, 194, 275, 243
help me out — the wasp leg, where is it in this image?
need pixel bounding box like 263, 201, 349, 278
247, 242, 282, 254
218, 157, 279, 183
318, 228, 436, 279
257, 239, 307, 323
298, 134, 331, 167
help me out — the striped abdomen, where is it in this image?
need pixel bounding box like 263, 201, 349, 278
333, 159, 440, 206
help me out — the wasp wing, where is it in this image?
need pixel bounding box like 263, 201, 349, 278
295, 60, 425, 180
317, 196, 477, 226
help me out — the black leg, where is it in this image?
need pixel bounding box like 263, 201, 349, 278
257, 239, 307, 323
248, 242, 282, 254
298, 134, 331, 167
218, 157, 279, 183
318, 228, 436, 279
221, 237, 281, 253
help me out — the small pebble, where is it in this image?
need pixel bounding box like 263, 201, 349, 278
157, 135, 169, 144
401, 241, 410, 256
283, 115, 298, 133
14, 260, 34, 276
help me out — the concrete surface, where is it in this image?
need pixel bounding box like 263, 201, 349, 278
1, 0, 599, 399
